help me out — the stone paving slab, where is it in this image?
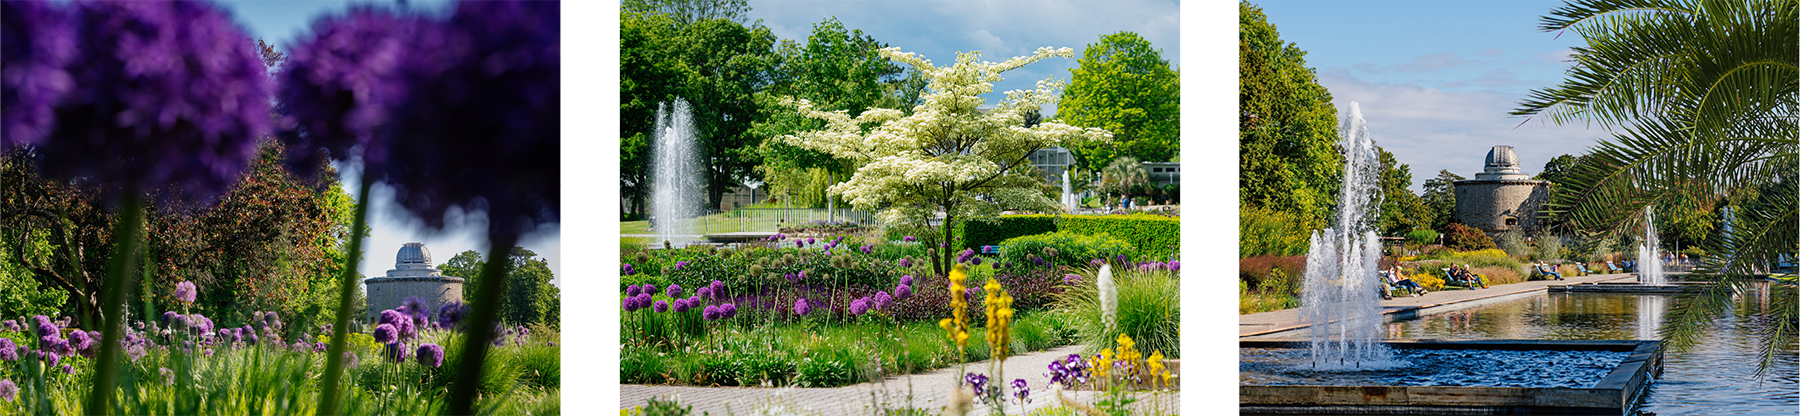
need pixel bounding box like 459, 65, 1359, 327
620, 345, 1180, 415
1240, 272, 1639, 337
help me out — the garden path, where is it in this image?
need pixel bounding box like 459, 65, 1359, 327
1239, 272, 1638, 337
619, 344, 1181, 415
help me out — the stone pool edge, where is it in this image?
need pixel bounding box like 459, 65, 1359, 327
1239, 339, 1664, 415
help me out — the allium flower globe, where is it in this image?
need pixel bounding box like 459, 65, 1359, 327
0, 339, 15, 361
849, 297, 870, 316
794, 298, 812, 316
277, 6, 425, 178
672, 299, 690, 313
383, 342, 407, 363
0, 379, 15, 402
873, 291, 893, 311
626, 285, 642, 297
653, 299, 669, 313
416, 343, 445, 368
437, 301, 470, 330
399, 296, 433, 328
702, 305, 720, 321
1, 0, 77, 147
720, 303, 738, 319
895, 284, 912, 299
173, 281, 197, 303
372, 324, 398, 344
666, 284, 681, 298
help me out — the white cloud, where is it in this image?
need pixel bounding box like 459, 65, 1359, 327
967, 29, 1008, 57
1315, 68, 1610, 191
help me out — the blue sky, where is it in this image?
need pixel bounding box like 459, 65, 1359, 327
215, 0, 560, 285
1250, 1, 1612, 191
746, 0, 1180, 117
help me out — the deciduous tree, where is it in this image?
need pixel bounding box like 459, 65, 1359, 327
1058, 31, 1179, 170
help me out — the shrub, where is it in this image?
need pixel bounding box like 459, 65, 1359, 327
1405, 229, 1440, 247
1240, 206, 1313, 258
1055, 267, 1179, 358
1238, 255, 1306, 294
1537, 235, 1565, 261
957, 215, 1058, 251
1471, 266, 1522, 286
997, 231, 1137, 269
1498, 230, 1530, 258
1443, 223, 1496, 251
1409, 269, 1446, 291
1061, 214, 1180, 261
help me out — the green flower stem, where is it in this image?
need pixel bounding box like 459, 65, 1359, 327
318, 177, 372, 415
449, 234, 518, 415
84, 191, 144, 416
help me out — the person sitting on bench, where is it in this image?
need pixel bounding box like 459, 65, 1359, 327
1535, 263, 1565, 281
1451, 265, 1488, 288
1383, 268, 1427, 296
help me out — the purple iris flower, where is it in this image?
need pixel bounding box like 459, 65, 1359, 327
1012, 379, 1029, 401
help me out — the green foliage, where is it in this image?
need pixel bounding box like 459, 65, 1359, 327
1059, 31, 1181, 170
997, 231, 1137, 269
1061, 214, 1180, 261
1406, 229, 1440, 247
1537, 234, 1566, 261
1376, 147, 1430, 236
1240, 206, 1313, 258
1422, 170, 1464, 231
0, 235, 69, 319
1443, 223, 1496, 251
1497, 230, 1531, 259
1098, 157, 1149, 206
1055, 267, 1179, 358
1239, 1, 1341, 231
621, 0, 750, 27
439, 248, 560, 327
957, 215, 1059, 251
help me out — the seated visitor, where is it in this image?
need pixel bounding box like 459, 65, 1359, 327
1384, 268, 1426, 296
1537, 263, 1564, 281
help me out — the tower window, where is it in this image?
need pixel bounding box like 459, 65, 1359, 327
1505, 218, 1518, 226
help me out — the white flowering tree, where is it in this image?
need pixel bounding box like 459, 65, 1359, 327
783, 46, 1112, 278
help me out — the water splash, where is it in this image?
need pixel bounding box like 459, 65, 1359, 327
652, 98, 700, 246
1638, 206, 1666, 285
1300, 102, 1392, 370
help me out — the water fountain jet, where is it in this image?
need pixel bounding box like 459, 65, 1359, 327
1298, 102, 1391, 370
651, 98, 700, 247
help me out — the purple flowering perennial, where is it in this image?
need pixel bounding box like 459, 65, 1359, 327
437, 301, 470, 330
174, 281, 197, 303
383, 342, 407, 363
873, 291, 893, 311
400, 296, 433, 329
794, 298, 812, 316
895, 284, 912, 299
278, 6, 424, 178
903, 235, 916, 242
721, 303, 738, 319
416, 343, 445, 368
666, 284, 681, 298
0, 339, 15, 361
626, 285, 642, 297
372, 324, 398, 344
849, 298, 869, 316
1169, 260, 1180, 272
702, 305, 720, 321
1, 0, 76, 147
0, 379, 15, 402
653, 300, 669, 313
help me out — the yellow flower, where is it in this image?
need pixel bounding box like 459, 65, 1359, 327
1147, 350, 1167, 388
945, 264, 971, 349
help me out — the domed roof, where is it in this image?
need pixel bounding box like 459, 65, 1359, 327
396, 242, 433, 269
1475, 145, 1530, 180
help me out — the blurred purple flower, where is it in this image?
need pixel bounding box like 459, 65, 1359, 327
794, 298, 812, 316
642, 284, 658, 296
0, 379, 15, 402
1, 320, 16, 332
971, 257, 983, 266
674, 260, 688, 270
653, 299, 669, 313
622, 264, 635, 275
375, 0, 560, 240
1115, 254, 1129, 266
173, 281, 197, 303
1, 0, 77, 147
33, 315, 54, 337
1064, 274, 1083, 286
416, 343, 444, 368
626, 284, 642, 297
400, 296, 432, 328
903, 236, 916, 242
849, 297, 870, 316
897, 258, 910, 268
42, 351, 58, 367
1169, 261, 1180, 272
873, 291, 892, 311
710, 280, 724, 297
67, 329, 90, 356
1012, 379, 1029, 401
437, 301, 470, 331
958, 249, 974, 264
666, 284, 682, 298
0, 339, 15, 361
721, 303, 737, 319
895, 284, 912, 299
702, 305, 720, 321
277, 6, 423, 178
372, 323, 398, 344
382, 342, 407, 363
807, 238, 816, 245
672, 299, 690, 313
1090, 258, 1105, 268
33, 0, 271, 201
696, 286, 711, 300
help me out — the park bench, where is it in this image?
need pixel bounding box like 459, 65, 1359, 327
980, 245, 1002, 255
1604, 261, 1624, 273
1576, 263, 1595, 275
1440, 268, 1486, 289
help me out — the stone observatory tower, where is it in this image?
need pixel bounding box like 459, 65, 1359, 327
1454, 145, 1551, 238
364, 242, 465, 320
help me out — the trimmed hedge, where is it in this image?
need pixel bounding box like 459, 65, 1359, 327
956, 215, 1058, 251
997, 231, 1137, 269
1062, 214, 1180, 261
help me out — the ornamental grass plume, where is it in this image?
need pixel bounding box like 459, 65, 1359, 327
1097, 263, 1117, 332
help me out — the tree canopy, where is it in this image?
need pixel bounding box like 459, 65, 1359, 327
1421, 169, 1465, 232
439, 247, 560, 327
751, 17, 907, 208
1239, 1, 1342, 231
1058, 31, 1180, 171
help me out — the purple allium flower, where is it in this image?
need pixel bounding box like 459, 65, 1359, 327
263, 311, 282, 328
796, 241, 805, 248
794, 298, 812, 316
42, 351, 58, 368
0, 379, 15, 402
666, 284, 682, 298
674, 260, 688, 270
635, 293, 653, 310
722, 303, 737, 318
1090, 258, 1105, 268
711, 280, 724, 293
873, 291, 893, 311
1115, 254, 1129, 266
895, 284, 912, 299
900, 275, 914, 286
382, 342, 407, 363
643, 284, 658, 297
1169, 261, 1180, 272
672, 299, 690, 313
807, 237, 816, 245
958, 249, 975, 264
33, 0, 271, 202
277, 6, 423, 178
342, 351, 360, 369
372, 323, 398, 344
898, 258, 910, 268
696, 286, 712, 300
0, 339, 15, 361
1, 0, 77, 147
416, 343, 445, 368
626, 284, 642, 297
971, 256, 983, 266
400, 296, 433, 329
126, 342, 147, 362
1064, 274, 1084, 286
687, 295, 701, 306
33, 315, 54, 337
653, 299, 669, 313
66, 329, 90, 356
903, 235, 916, 242
702, 305, 720, 321
189, 314, 215, 336
849, 297, 870, 316
797, 270, 807, 281
622, 264, 635, 275
437, 301, 470, 331
1, 320, 17, 332
1033, 257, 1048, 267
173, 281, 197, 303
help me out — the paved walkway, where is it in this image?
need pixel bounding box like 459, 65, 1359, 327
1240, 272, 1639, 338
620, 345, 1180, 415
